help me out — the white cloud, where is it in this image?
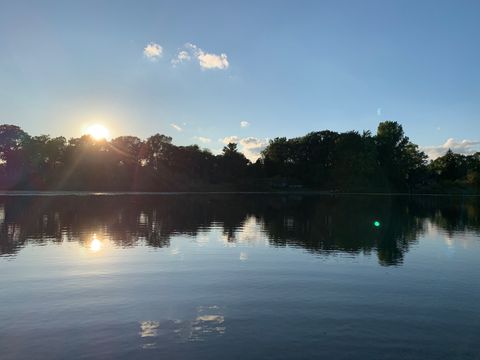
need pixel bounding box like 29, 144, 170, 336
197, 52, 229, 70
422, 138, 480, 159
239, 137, 266, 148
221, 136, 240, 144
239, 137, 268, 161
377, 108, 382, 116
170, 123, 183, 132
143, 42, 163, 60
173, 43, 229, 70
220, 136, 267, 161
193, 136, 211, 144
240, 121, 250, 128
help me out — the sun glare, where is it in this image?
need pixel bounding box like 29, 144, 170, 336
86, 124, 110, 140
89, 234, 102, 252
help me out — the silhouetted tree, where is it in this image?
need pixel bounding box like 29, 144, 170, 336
375, 121, 427, 191
0, 122, 477, 193
217, 143, 249, 182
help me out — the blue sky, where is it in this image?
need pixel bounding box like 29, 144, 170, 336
1, 0, 479, 159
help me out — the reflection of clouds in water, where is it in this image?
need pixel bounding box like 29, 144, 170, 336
140, 321, 160, 337
221, 234, 237, 247
444, 236, 455, 249
444, 234, 473, 250
221, 216, 268, 247
196, 315, 224, 322
425, 220, 475, 255
426, 221, 440, 236
190, 314, 225, 341
138, 305, 225, 349
194, 231, 211, 247
238, 216, 268, 245
190, 305, 225, 341
139, 321, 160, 349
443, 236, 456, 259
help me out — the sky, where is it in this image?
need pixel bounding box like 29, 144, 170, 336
1, 0, 480, 160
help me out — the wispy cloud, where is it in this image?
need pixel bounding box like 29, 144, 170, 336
171, 50, 191, 66
422, 138, 480, 159
173, 43, 229, 70
240, 121, 250, 128
144, 42, 163, 61
170, 123, 183, 132
193, 136, 212, 144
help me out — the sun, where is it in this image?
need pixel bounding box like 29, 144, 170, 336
86, 123, 110, 140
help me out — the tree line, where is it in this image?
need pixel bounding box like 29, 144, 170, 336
0, 122, 478, 192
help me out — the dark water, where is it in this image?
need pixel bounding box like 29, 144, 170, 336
0, 194, 479, 359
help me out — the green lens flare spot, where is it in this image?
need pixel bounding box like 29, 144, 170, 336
373, 220, 381, 227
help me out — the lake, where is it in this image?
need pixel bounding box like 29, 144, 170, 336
0, 194, 479, 359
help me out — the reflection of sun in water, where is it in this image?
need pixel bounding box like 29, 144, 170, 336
89, 234, 102, 252
85, 124, 110, 140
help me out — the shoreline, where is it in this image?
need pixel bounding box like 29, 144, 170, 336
0, 190, 478, 197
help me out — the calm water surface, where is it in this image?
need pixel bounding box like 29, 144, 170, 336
0, 194, 479, 359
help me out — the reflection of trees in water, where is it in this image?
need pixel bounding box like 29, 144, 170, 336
259, 196, 427, 266
426, 198, 480, 236
0, 195, 479, 265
